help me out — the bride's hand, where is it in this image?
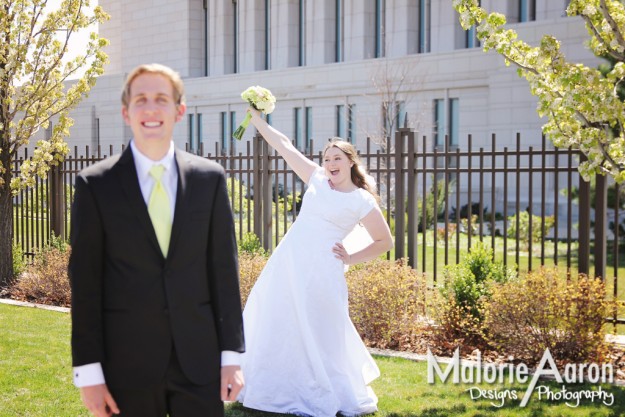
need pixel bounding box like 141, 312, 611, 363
247, 106, 262, 120
332, 242, 351, 265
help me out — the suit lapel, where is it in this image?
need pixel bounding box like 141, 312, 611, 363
117, 147, 163, 257
167, 149, 192, 260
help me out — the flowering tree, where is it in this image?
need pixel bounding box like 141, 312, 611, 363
0, 0, 108, 286
453, 0, 625, 183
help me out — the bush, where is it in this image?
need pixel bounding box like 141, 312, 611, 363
238, 252, 268, 308
346, 258, 434, 350
11, 237, 71, 307
12, 243, 26, 280
238, 232, 267, 256
507, 210, 555, 250
482, 268, 610, 365
441, 242, 515, 318
435, 242, 516, 348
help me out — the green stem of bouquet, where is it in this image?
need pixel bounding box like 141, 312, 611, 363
233, 112, 253, 140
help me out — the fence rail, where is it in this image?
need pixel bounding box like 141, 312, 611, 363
11, 129, 624, 323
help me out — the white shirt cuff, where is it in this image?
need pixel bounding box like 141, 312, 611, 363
73, 362, 105, 387
221, 350, 241, 366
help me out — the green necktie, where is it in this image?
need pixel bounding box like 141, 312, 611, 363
148, 164, 171, 256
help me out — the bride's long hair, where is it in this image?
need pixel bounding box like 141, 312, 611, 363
323, 138, 380, 203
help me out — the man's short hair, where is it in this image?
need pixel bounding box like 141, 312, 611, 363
121, 63, 185, 107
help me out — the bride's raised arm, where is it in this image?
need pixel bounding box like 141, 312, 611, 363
248, 107, 319, 184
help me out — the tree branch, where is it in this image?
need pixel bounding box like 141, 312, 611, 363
600, 0, 625, 55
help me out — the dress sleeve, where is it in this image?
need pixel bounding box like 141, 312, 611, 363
309, 166, 326, 186
358, 191, 378, 220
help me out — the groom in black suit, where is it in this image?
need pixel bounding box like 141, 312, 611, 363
69, 63, 244, 417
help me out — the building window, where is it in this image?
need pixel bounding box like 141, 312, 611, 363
397, 101, 406, 130
434, 99, 445, 147
305, 106, 313, 150
375, 0, 385, 58
383, 101, 405, 137
264, 0, 271, 70
196, 113, 203, 153
449, 99, 459, 147
335, 0, 344, 62
230, 111, 237, 153
294, 107, 303, 150
466, 25, 479, 48
336, 105, 346, 138
188, 114, 195, 152
220, 112, 228, 152
266, 113, 273, 126
519, 0, 536, 22
347, 104, 355, 143
418, 0, 431, 53
298, 0, 305, 66
434, 98, 459, 147
233, 0, 239, 74
220, 111, 237, 153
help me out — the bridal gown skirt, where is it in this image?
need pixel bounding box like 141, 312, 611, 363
237, 219, 380, 417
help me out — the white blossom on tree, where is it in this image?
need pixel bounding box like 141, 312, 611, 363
453, 0, 625, 183
0, 0, 109, 286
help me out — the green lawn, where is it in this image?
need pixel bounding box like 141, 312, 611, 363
2, 303, 625, 417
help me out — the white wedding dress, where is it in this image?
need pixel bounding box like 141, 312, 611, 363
238, 167, 380, 417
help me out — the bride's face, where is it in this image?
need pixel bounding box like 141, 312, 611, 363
323, 147, 354, 185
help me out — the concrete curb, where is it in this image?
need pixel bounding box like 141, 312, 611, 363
0, 297, 70, 313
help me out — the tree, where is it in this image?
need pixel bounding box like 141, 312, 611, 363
0, 0, 108, 287
453, 0, 625, 183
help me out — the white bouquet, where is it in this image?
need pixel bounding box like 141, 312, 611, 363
233, 86, 276, 140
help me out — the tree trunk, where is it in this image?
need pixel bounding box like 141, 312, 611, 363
0, 146, 13, 288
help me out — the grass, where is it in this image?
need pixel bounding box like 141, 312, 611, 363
2, 303, 625, 417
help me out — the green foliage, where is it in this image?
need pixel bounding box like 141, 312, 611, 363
436, 242, 516, 347
10, 237, 71, 307
506, 210, 555, 250
483, 268, 611, 365
417, 176, 449, 230
441, 242, 514, 315
11, 243, 25, 280
227, 177, 253, 215
453, 0, 625, 182
237, 232, 266, 256
3, 0, 110, 191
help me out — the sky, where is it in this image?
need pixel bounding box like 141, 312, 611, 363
48, 0, 99, 79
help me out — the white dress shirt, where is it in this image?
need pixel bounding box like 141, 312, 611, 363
73, 141, 239, 388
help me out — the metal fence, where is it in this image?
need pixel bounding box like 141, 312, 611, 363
11, 129, 624, 322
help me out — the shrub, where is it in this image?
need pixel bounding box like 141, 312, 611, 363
238, 252, 268, 308
435, 242, 516, 348
12, 243, 26, 280
507, 210, 555, 250
11, 237, 71, 307
346, 258, 434, 350
482, 268, 610, 365
238, 232, 267, 256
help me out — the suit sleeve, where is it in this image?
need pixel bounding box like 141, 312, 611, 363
207, 171, 245, 353
68, 174, 106, 366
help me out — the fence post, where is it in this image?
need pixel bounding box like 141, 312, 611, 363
594, 174, 607, 280
253, 133, 272, 252
406, 127, 418, 268
253, 135, 263, 246
49, 163, 65, 240
578, 174, 590, 276
394, 129, 405, 261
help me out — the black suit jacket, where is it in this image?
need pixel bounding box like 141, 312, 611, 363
69, 146, 244, 389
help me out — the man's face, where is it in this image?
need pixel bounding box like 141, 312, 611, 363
122, 72, 186, 150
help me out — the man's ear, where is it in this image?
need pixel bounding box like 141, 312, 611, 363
176, 103, 187, 122
121, 106, 130, 125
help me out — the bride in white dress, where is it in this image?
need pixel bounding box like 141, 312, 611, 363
237, 107, 394, 417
